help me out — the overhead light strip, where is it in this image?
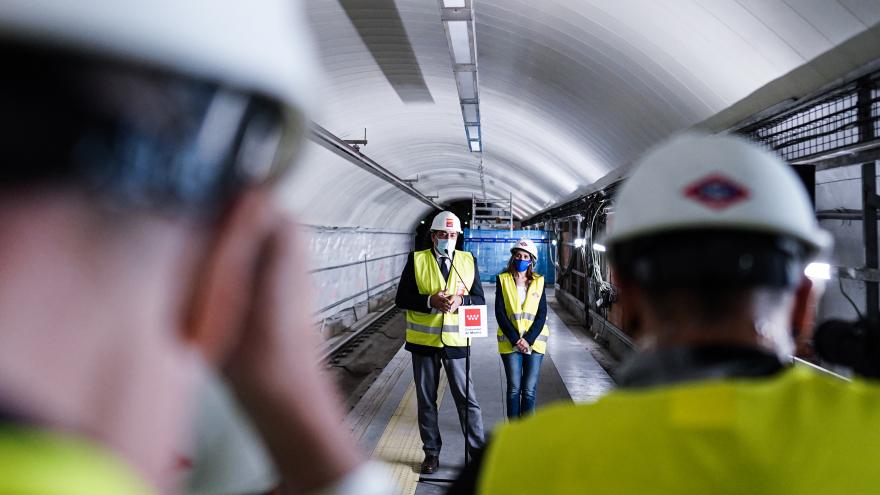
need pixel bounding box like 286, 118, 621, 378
439, 0, 482, 154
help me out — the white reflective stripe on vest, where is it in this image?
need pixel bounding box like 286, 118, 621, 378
510, 313, 535, 322
407, 322, 460, 335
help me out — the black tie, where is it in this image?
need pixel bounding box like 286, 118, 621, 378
440, 257, 450, 281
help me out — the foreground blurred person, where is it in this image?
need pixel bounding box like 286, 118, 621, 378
451, 133, 880, 494
0, 1, 391, 493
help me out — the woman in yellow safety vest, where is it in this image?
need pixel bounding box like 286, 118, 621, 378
495, 239, 549, 418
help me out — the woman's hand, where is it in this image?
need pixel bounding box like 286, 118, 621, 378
515, 338, 530, 353
447, 294, 464, 313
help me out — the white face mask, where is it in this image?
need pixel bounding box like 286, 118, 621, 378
435, 237, 456, 255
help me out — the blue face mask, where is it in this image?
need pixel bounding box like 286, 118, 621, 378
436, 238, 455, 255
514, 259, 531, 272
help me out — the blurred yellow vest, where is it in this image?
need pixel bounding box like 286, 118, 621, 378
0, 425, 153, 494
479, 367, 880, 494
405, 249, 475, 348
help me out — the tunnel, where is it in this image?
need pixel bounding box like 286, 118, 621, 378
3, 1, 880, 494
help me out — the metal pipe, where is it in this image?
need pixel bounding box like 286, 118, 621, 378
862, 161, 879, 319
315, 278, 398, 315
309, 123, 444, 210
309, 251, 409, 274
363, 253, 371, 302
859, 77, 880, 319
817, 209, 863, 220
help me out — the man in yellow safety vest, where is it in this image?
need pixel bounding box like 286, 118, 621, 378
450, 133, 880, 494
395, 211, 486, 474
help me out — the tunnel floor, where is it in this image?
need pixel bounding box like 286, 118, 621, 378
341, 286, 616, 494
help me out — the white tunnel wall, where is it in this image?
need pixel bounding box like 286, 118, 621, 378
276, 141, 433, 318
305, 227, 413, 320
277, 141, 435, 230
303, 0, 880, 220
275, 1, 880, 323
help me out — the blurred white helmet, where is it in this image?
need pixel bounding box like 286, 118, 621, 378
0, 0, 316, 113
511, 239, 538, 259
605, 133, 831, 254
430, 211, 463, 233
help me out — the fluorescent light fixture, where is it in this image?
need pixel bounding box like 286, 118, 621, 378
592, 243, 606, 252
551, 240, 558, 246
462, 103, 478, 122
805, 262, 831, 280
573, 238, 586, 248
446, 21, 472, 64
456, 71, 477, 99
420, 220, 425, 224
439, 4, 481, 155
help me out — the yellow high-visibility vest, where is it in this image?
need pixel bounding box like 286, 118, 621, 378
405, 249, 475, 348
497, 272, 549, 354
0, 425, 154, 494
478, 367, 880, 494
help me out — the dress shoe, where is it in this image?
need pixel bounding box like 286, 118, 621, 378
420, 454, 439, 474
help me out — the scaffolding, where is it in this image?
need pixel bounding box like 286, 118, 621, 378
471, 193, 513, 231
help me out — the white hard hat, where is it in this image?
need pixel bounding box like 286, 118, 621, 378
511, 239, 538, 259
0, 0, 316, 113
605, 133, 831, 254
430, 211, 463, 233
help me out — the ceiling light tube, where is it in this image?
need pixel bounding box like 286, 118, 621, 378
455, 71, 477, 100
446, 20, 473, 64
469, 140, 482, 152
443, 0, 466, 7
466, 125, 480, 140
461, 102, 478, 122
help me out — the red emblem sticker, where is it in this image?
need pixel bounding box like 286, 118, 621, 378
683, 174, 749, 210
464, 308, 481, 326
446, 218, 454, 228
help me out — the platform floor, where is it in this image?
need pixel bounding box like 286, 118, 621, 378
345, 286, 615, 495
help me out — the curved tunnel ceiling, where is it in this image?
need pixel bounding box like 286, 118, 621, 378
279, 0, 880, 231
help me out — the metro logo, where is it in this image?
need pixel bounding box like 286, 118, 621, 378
464, 308, 481, 326
683, 174, 749, 210
446, 218, 454, 228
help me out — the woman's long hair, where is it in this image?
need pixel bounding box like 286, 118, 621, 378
503, 250, 539, 281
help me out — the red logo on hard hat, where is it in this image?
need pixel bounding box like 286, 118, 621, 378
683, 174, 749, 210
464, 308, 481, 326
446, 218, 454, 228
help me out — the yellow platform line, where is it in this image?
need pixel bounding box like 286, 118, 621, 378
370, 374, 448, 495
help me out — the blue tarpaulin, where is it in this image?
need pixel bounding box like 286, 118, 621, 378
462, 229, 554, 284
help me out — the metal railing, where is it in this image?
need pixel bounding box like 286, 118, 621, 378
311, 252, 409, 314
